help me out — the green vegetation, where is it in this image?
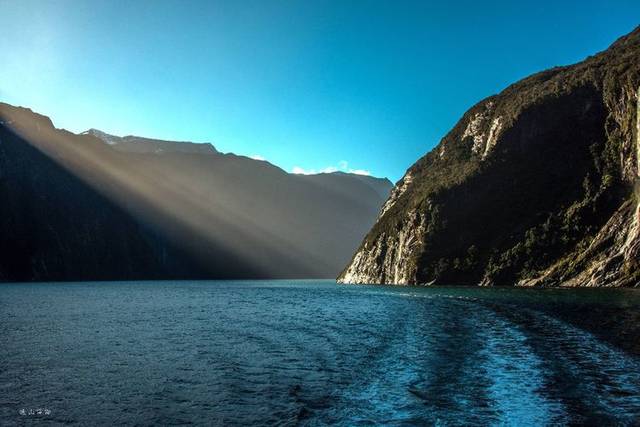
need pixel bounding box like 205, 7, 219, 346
345, 26, 640, 287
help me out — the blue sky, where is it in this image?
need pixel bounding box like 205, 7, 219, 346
1, 1, 638, 181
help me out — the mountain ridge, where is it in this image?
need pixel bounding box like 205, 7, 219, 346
0, 102, 392, 281
81, 128, 220, 155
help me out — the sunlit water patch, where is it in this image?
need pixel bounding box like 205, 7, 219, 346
1, 280, 640, 425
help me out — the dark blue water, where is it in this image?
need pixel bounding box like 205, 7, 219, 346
1, 281, 640, 426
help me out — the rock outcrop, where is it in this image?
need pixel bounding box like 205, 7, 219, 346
339, 26, 640, 287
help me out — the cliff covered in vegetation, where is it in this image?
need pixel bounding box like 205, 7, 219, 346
339, 26, 640, 287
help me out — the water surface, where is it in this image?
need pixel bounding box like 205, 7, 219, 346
1, 280, 640, 425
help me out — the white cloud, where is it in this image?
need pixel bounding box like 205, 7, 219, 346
291, 161, 371, 176
292, 166, 338, 175
292, 166, 313, 175
320, 166, 338, 173
250, 154, 266, 161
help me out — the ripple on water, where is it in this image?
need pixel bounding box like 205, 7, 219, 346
0, 280, 640, 426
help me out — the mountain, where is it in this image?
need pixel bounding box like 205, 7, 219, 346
81, 129, 219, 154
0, 104, 392, 281
339, 26, 640, 287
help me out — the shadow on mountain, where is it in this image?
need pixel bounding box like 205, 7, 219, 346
0, 103, 392, 281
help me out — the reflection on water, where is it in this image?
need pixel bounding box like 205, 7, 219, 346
1, 281, 639, 425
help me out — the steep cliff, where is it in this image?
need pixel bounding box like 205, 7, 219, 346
339, 26, 640, 287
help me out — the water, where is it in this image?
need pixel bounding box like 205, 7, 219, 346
1, 280, 640, 426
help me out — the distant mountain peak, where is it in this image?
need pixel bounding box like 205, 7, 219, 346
82, 128, 121, 145
82, 128, 218, 155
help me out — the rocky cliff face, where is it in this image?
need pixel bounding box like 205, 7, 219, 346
339, 26, 640, 287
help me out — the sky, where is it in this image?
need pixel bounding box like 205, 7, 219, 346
1, 1, 638, 181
